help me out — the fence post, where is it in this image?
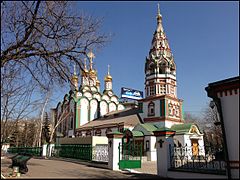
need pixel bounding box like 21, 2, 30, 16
106, 132, 123, 171
153, 128, 175, 178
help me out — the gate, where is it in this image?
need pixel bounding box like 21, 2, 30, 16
118, 142, 142, 169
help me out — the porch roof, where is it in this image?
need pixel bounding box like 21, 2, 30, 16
170, 123, 201, 134
139, 123, 158, 132
132, 130, 144, 137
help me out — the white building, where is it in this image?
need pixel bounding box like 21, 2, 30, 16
206, 76, 239, 179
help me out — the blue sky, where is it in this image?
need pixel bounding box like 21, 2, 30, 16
52, 1, 239, 118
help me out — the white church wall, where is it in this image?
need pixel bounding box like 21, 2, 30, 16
165, 120, 182, 128
100, 101, 108, 116
173, 135, 185, 147
90, 99, 98, 121
79, 98, 89, 126
109, 102, 117, 112
102, 95, 110, 102
93, 93, 101, 101
117, 104, 125, 111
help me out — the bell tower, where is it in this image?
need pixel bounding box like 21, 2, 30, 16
139, 4, 184, 127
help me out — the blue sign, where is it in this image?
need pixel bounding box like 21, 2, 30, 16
121, 87, 143, 100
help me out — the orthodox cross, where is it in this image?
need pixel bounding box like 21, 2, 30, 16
158, 139, 164, 148
109, 140, 112, 148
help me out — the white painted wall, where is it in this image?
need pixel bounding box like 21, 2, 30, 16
100, 101, 108, 116
219, 90, 239, 178
80, 98, 89, 126
90, 99, 98, 121
108, 137, 122, 171
109, 102, 117, 112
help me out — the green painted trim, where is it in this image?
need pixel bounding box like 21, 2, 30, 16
76, 104, 79, 128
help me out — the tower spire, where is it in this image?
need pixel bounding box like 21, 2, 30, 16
107, 64, 110, 75
157, 3, 161, 16
73, 64, 76, 75
157, 3, 162, 22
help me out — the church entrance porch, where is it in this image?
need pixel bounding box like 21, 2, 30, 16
191, 139, 199, 157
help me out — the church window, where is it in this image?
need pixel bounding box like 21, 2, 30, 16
148, 102, 155, 116
160, 85, 166, 94
150, 86, 155, 96
146, 140, 150, 151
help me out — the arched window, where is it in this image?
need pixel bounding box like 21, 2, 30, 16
148, 102, 155, 116
86, 130, 92, 136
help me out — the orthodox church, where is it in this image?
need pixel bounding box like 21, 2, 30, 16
53, 51, 125, 138
53, 4, 204, 161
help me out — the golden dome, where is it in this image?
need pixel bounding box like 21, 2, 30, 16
104, 64, 112, 81
89, 69, 97, 76
104, 75, 112, 81
96, 79, 100, 85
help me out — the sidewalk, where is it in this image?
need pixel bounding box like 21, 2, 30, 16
126, 161, 157, 175
1, 155, 160, 179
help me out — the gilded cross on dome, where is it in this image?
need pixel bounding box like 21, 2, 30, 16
87, 50, 95, 70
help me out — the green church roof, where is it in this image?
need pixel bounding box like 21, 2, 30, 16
170, 123, 195, 134
155, 127, 174, 132
139, 123, 158, 132
132, 130, 144, 137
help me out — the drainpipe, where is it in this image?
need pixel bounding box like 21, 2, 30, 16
212, 97, 231, 179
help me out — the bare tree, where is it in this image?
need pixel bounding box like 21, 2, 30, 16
1, 1, 109, 90
201, 104, 223, 148
1, 63, 41, 143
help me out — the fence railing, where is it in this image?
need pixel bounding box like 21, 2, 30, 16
169, 145, 226, 174
51, 144, 92, 161
7, 147, 42, 156
51, 144, 109, 162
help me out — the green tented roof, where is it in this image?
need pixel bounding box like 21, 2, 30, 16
139, 123, 158, 132
132, 130, 144, 137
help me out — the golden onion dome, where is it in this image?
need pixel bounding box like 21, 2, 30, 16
104, 74, 112, 81
89, 69, 97, 76
96, 79, 100, 85
104, 64, 112, 81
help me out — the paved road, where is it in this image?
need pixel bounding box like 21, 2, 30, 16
1, 155, 160, 179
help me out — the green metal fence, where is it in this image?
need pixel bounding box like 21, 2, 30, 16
52, 144, 92, 161
7, 147, 42, 156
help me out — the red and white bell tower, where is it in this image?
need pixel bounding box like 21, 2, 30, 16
139, 4, 184, 128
